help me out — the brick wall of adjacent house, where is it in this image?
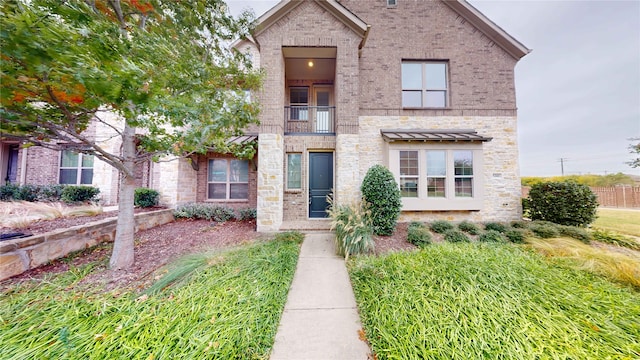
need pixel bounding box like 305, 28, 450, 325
194, 151, 258, 209
340, 0, 519, 116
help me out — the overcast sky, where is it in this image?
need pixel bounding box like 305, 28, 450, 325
227, 0, 640, 177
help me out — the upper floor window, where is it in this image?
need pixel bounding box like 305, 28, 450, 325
289, 87, 309, 120
402, 61, 448, 108
208, 159, 248, 200
59, 150, 93, 185
387, 0, 397, 7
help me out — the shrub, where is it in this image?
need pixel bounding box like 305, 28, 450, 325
15, 184, 39, 202
505, 229, 528, 243
328, 200, 374, 259
134, 188, 160, 208
407, 222, 432, 248
558, 225, 592, 243
237, 208, 257, 221
430, 220, 454, 234
174, 203, 235, 222
478, 230, 506, 243
527, 181, 598, 227
443, 229, 471, 243
274, 231, 304, 244
360, 165, 401, 236
484, 222, 507, 233
60, 186, 100, 204
458, 221, 480, 235
38, 184, 66, 201
0, 183, 19, 201
530, 221, 560, 239
510, 220, 529, 229
592, 228, 640, 251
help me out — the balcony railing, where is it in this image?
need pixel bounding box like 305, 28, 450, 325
284, 106, 336, 134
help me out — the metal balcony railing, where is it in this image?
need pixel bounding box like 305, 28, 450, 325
284, 106, 336, 134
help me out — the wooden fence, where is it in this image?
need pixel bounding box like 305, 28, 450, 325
522, 186, 640, 209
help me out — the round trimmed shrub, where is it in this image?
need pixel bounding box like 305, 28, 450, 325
458, 221, 480, 235
484, 222, 507, 233
134, 188, 160, 208
61, 185, 100, 204
530, 221, 560, 239
407, 222, 432, 248
505, 228, 527, 243
430, 220, 454, 234
361, 165, 401, 236
527, 181, 598, 227
443, 229, 471, 243
479, 230, 506, 243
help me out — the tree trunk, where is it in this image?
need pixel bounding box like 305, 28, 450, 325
109, 123, 137, 270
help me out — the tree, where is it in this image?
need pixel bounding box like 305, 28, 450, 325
0, 0, 262, 269
360, 165, 402, 236
627, 138, 640, 168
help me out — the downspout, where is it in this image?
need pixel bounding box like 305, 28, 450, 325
19, 146, 27, 185
358, 25, 371, 57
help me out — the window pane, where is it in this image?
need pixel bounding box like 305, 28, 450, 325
455, 178, 473, 197
230, 184, 248, 199
454, 151, 473, 176
81, 154, 94, 167
290, 88, 308, 104
426, 151, 446, 176
208, 183, 227, 199
425, 63, 447, 89
425, 91, 446, 107
400, 151, 418, 176
401, 63, 422, 89
61, 150, 78, 167
60, 169, 77, 184
427, 177, 446, 198
208, 159, 227, 182
287, 154, 301, 189
230, 160, 248, 182
80, 169, 93, 184
400, 178, 418, 198
402, 91, 422, 107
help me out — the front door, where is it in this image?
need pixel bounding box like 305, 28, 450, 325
309, 152, 333, 218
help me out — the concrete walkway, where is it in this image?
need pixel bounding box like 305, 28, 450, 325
270, 233, 371, 360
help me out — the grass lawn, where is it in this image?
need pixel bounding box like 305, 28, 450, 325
1, 237, 300, 359
349, 243, 640, 359
594, 208, 640, 237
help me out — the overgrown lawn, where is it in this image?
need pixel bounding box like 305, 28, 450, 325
594, 208, 640, 237
349, 243, 639, 359
1, 237, 300, 359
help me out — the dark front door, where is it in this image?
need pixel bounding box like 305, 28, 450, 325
309, 152, 333, 218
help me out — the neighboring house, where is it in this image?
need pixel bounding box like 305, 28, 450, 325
1, 0, 529, 232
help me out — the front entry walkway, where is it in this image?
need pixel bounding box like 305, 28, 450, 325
270, 233, 371, 360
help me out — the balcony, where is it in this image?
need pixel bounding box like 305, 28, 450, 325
284, 106, 336, 134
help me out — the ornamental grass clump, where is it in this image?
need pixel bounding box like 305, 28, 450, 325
430, 220, 454, 234
558, 225, 592, 243
592, 228, 640, 250
407, 222, 432, 248
458, 221, 480, 235
328, 198, 374, 259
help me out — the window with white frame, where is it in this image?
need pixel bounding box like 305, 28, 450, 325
402, 61, 448, 108
387, 0, 397, 7
208, 159, 249, 200
286, 153, 302, 190
59, 150, 93, 185
389, 144, 483, 210
289, 87, 309, 120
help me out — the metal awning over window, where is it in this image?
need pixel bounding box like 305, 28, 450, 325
227, 135, 258, 145
380, 129, 492, 142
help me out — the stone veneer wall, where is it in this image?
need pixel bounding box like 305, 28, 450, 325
335, 134, 360, 205
358, 116, 522, 222
257, 134, 284, 231
0, 209, 174, 281
157, 157, 198, 207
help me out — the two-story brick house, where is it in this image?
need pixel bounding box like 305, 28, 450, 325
1, 0, 529, 232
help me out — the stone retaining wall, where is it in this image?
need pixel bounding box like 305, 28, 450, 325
0, 209, 174, 281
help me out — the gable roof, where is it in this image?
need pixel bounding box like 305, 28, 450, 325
251, 0, 529, 60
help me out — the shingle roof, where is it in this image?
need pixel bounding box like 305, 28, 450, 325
380, 129, 492, 142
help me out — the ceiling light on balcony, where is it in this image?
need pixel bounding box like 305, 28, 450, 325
308, 60, 314, 67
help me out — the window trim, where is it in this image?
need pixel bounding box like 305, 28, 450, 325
401, 60, 449, 109
207, 158, 249, 201
59, 150, 94, 185
388, 143, 484, 211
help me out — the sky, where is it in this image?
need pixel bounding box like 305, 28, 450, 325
226, 0, 640, 177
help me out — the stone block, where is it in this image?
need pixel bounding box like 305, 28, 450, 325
0, 253, 28, 280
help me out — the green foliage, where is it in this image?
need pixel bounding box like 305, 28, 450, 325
37, 184, 67, 201
273, 231, 304, 244
349, 244, 640, 359
430, 220, 454, 234
60, 186, 100, 204
173, 203, 235, 222
527, 181, 598, 227
484, 222, 507, 233
328, 200, 374, 259
478, 230, 506, 243
360, 165, 401, 236
530, 221, 560, 239
0, 239, 300, 359
558, 225, 592, 243
592, 228, 640, 251
0, 183, 69, 202
458, 221, 481, 235
443, 229, 471, 243
522, 173, 636, 187
0, 183, 19, 201
627, 138, 640, 168
510, 220, 529, 229
134, 188, 159, 208
237, 207, 257, 221
407, 222, 432, 248
505, 229, 528, 244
